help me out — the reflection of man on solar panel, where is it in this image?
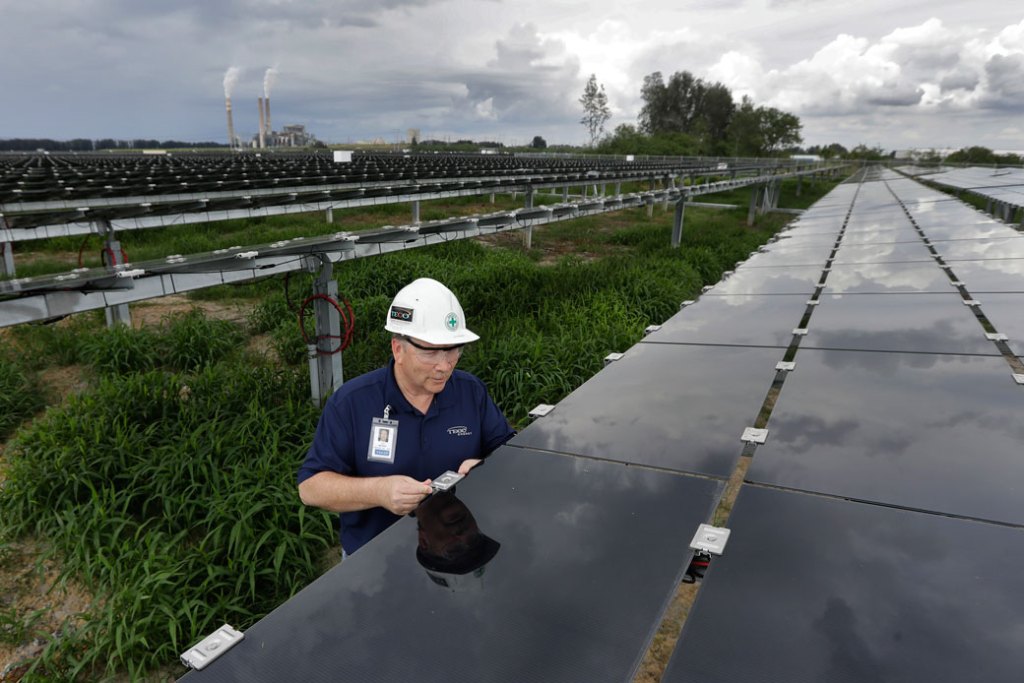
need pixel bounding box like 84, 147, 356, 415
415, 490, 500, 591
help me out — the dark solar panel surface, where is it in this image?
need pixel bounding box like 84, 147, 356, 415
509, 344, 781, 477
641, 294, 809, 347
746, 348, 1024, 525
180, 446, 720, 683
800, 292, 999, 355
824, 262, 956, 293
975, 292, 1024, 357
661, 486, 1024, 683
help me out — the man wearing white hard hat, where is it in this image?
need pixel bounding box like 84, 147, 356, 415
298, 278, 515, 556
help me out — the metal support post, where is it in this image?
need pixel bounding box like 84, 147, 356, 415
524, 225, 533, 250
671, 198, 688, 248
524, 187, 535, 209
489, 192, 495, 204
563, 185, 569, 201
411, 200, 421, 225
601, 182, 607, 196
646, 195, 655, 218
1, 242, 13, 277
747, 186, 761, 226
305, 255, 344, 406
614, 182, 620, 195
326, 207, 334, 223
796, 175, 803, 197
99, 220, 131, 328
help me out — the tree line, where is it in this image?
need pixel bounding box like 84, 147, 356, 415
0, 138, 229, 152
580, 70, 803, 157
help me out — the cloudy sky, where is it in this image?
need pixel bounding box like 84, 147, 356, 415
1, 0, 1022, 152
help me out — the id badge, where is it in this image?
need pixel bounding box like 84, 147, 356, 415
368, 417, 399, 463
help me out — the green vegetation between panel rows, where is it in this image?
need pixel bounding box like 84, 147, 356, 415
0, 178, 838, 680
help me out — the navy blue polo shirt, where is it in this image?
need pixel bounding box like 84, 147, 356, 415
298, 359, 514, 554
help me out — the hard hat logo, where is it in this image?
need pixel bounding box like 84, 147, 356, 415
445, 313, 459, 331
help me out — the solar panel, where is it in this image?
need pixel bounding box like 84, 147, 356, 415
642, 294, 810, 347
801, 293, 999, 355
747, 348, 1024, 525
830, 241, 935, 264
931, 236, 1024, 261
824, 262, 956, 293
974, 292, 1024, 357
180, 445, 721, 682
661, 486, 1024, 683
947, 258, 1024, 293
509, 344, 782, 477
703, 265, 826, 295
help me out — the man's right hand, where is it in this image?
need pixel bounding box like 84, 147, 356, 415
380, 476, 433, 515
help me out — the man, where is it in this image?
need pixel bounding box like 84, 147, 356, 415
298, 277, 515, 555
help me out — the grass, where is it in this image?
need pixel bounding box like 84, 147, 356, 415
0, 177, 841, 680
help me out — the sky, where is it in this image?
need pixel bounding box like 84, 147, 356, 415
1, 0, 1022, 152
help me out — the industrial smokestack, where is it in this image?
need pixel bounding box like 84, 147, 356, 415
225, 97, 236, 149
223, 66, 241, 149
262, 67, 277, 145
258, 96, 266, 149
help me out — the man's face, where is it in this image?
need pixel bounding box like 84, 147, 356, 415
392, 336, 462, 396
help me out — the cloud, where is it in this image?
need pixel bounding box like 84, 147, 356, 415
979, 53, 1024, 111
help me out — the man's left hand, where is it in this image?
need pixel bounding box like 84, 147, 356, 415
457, 459, 482, 475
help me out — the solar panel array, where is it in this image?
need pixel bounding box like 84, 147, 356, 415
0, 151, 822, 242
1, 156, 839, 328
900, 164, 1024, 223
660, 166, 1024, 682
172, 165, 1024, 681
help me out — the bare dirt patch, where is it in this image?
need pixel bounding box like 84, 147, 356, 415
0, 541, 93, 681
130, 295, 252, 329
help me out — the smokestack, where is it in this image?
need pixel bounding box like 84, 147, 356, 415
264, 97, 272, 139
225, 97, 236, 149
258, 96, 266, 149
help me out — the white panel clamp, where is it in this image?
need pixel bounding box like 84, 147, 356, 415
985, 332, 1008, 342
643, 324, 662, 336
689, 523, 731, 556
604, 352, 625, 365
741, 427, 769, 444
775, 361, 796, 372
1013, 374, 1024, 386
806, 299, 820, 306
180, 624, 244, 670
949, 281, 964, 287
680, 300, 696, 309
962, 299, 981, 307
792, 328, 809, 336
528, 404, 555, 419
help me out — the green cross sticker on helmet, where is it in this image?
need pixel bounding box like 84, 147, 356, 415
445, 312, 459, 330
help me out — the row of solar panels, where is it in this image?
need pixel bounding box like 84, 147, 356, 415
900, 164, 1024, 212
179, 165, 1024, 681
0, 191, 681, 326
1, 164, 838, 245
0, 151, 805, 205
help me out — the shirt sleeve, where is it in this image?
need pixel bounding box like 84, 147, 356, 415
477, 380, 516, 457
297, 392, 356, 484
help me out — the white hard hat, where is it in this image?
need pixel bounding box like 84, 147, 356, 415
384, 278, 479, 345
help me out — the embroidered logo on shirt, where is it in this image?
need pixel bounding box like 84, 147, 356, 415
447, 425, 472, 436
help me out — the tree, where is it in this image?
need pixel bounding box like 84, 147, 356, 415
531, 135, 547, 149
638, 71, 735, 153
759, 106, 802, 154
726, 96, 802, 156
579, 74, 611, 147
